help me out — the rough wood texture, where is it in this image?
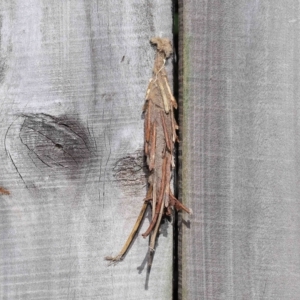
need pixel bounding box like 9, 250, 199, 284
179, 1, 300, 299
0, 1, 173, 299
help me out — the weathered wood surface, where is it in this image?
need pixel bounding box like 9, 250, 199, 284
0, 1, 173, 299
179, 1, 300, 299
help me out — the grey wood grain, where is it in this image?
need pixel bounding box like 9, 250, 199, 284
0, 1, 173, 299
179, 1, 300, 299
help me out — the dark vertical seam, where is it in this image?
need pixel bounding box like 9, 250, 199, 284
174, 0, 183, 299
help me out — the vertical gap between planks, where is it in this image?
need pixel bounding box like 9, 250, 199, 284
175, 0, 184, 299
173, 0, 181, 299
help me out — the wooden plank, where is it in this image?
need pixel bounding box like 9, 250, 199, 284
0, 1, 173, 299
179, 0, 300, 299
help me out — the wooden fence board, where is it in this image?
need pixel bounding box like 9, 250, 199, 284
0, 1, 173, 299
179, 1, 300, 299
